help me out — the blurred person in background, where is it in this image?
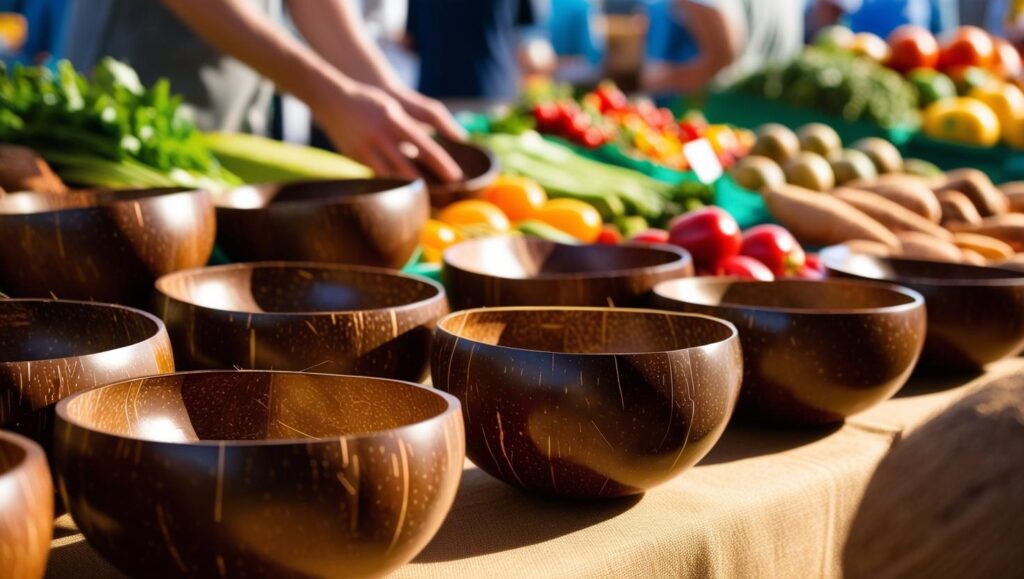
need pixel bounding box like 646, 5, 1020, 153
0, 0, 67, 65
641, 0, 804, 94
546, 0, 606, 84
63, 0, 463, 182
807, 0, 958, 38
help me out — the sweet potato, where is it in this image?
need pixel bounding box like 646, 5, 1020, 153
0, 144, 66, 195
896, 232, 963, 262
843, 178, 942, 223
934, 168, 1009, 217
951, 232, 1015, 261
958, 214, 1024, 251
959, 249, 987, 265
833, 188, 952, 240
995, 253, 1024, 271
938, 190, 983, 228
840, 239, 894, 257
763, 184, 900, 249
999, 181, 1024, 213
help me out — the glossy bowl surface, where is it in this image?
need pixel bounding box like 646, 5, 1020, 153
431, 306, 741, 498
0, 430, 53, 579
443, 236, 693, 309
653, 278, 926, 425
419, 138, 498, 207
821, 246, 1024, 371
55, 370, 464, 579
155, 262, 448, 380
0, 188, 215, 305
213, 178, 429, 268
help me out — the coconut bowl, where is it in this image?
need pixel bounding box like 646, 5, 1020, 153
821, 246, 1024, 372
653, 278, 926, 425
431, 306, 741, 498
213, 178, 428, 268
0, 188, 215, 306
443, 237, 693, 310
155, 262, 448, 380
0, 431, 53, 579
55, 370, 464, 578
419, 138, 498, 207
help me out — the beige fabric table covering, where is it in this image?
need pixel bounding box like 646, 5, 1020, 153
46, 359, 1024, 579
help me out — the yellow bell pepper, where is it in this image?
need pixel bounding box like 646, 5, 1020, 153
922, 97, 1001, 147
968, 83, 1024, 140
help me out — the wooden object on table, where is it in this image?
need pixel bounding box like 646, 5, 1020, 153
0, 430, 53, 579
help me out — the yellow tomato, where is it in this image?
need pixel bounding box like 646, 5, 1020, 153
922, 97, 1001, 147
419, 219, 463, 263
704, 125, 739, 154
438, 200, 511, 232
483, 175, 548, 221
536, 198, 603, 243
968, 83, 1024, 140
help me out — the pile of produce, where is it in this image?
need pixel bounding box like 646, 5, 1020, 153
733, 122, 1024, 268
0, 58, 239, 189
494, 79, 752, 170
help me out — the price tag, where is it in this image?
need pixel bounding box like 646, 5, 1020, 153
682, 138, 723, 184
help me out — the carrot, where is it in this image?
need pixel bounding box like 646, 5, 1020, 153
897, 232, 963, 262
938, 190, 983, 228
844, 178, 942, 223
763, 184, 900, 249
833, 188, 952, 240
951, 232, 1015, 261
958, 214, 1024, 251
934, 168, 1009, 217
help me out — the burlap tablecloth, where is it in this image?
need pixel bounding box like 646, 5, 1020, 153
45, 359, 1024, 579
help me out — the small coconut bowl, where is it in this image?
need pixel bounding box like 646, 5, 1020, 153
443, 236, 693, 310
431, 306, 741, 498
653, 278, 926, 425
419, 138, 499, 207
155, 262, 448, 381
0, 188, 215, 306
0, 431, 53, 579
55, 371, 464, 579
213, 178, 429, 268
821, 246, 1024, 372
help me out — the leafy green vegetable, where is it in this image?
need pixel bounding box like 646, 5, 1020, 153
0, 58, 239, 188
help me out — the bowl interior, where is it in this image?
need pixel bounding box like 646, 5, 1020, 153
213, 179, 414, 210
61, 372, 452, 443
655, 278, 919, 313
0, 301, 161, 362
821, 246, 1024, 285
438, 308, 733, 355
445, 237, 686, 279
158, 264, 441, 314
419, 139, 495, 189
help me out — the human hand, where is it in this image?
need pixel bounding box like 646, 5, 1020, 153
386, 86, 467, 142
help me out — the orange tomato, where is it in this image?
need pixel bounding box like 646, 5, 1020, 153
420, 219, 463, 263
536, 198, 603, 243
483, 175, 548, 221
438, 200, 511, 232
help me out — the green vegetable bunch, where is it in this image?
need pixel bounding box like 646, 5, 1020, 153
739, 47, 920, 129
0, 58, 239, 189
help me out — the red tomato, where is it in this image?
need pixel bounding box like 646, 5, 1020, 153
993, 38, 1023, 79
629, 228, 670, 244
595, 83, 628, 113
596, 225, 623, 245
793, 253, 825, 279
716, 255, 775, 281
668, 207, 742, 272
581, 127, 606, 148
533, 103, 559, 131
678, 121, 702, 142
886, 25, 939, 72
739, 224, 806, 276
939, 26, 995, 70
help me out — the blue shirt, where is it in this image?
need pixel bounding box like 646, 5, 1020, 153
841, 0, 950, 36
645, 0, 699, 63
549, 0, 602, 64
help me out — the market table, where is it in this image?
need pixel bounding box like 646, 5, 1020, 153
44, 358, 1024, 579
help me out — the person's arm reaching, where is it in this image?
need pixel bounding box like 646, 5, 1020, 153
160, 0, 461, 181
641, 0, 741, 93
287, 0, 465, 141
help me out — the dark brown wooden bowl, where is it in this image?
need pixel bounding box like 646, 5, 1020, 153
419, 138, 498, 208
213, 178, 429, 268
431, 307, 741, 498
0, 188, 215, 306
0, 430, 53, 579
821, 246, 1024, 372
155, 262, 448, 381
443, 237, 693, 310
55, 371, 464, 578
653, 278, 926, 425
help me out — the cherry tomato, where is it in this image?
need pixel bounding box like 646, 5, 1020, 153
993, 38, 1023, 79
678, 121, 702, 142
886, 25, 939, 72
438, 200, 511, 232
581, 127, 606, 148
420, 219, 463, 263
716, 255, 775, 281
533, 103, 559, 131
739, 224, 806, 276
939, 26, 995, 70
536, 198, 603, 243
668, 207, 742, 272
629, 228, 670, 244
596, 225, 623, 245
595, 82, 628, 113
483, 175, 548, 221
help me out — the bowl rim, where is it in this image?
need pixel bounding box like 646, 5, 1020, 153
652, 276, 926, 316
54, 369, 463, 447
442, 236, 693, 282
0, 429, 46, 482
820, 246, 1024, 288
0, 188, 207, 217
435, 306, 739, 356
0, 298, 169, 367
424, 140, 498, 195
154, 261, 447, 318
211, 178, 424, 211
